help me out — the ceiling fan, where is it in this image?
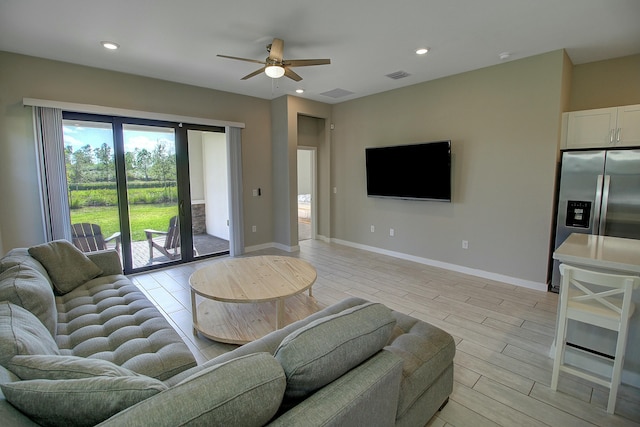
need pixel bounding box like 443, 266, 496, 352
218, 38, 330, 82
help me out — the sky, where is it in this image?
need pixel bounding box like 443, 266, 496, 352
62, 120, 176, 157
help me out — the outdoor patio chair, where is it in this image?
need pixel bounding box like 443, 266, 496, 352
71, 223, 121, 253
145, 215, 181, 262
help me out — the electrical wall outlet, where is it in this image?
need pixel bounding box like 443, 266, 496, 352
252, 225, 257, 232
371, 225, 375, 232
390, 228, 395, 237
462, 240, 469, 249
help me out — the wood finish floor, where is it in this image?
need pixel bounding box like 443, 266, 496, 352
130, 239, 640, 426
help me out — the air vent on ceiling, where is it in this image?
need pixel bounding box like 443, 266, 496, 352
386, 70, 411, 80
320, 88, 355, 99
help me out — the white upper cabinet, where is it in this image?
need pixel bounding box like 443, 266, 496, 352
562, 104, 640, 149
617, 104, 640, 147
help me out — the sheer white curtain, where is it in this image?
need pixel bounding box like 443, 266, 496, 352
33, 107, 71, 242
226, 126, 244, 256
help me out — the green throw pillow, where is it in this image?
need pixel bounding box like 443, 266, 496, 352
28, 240, 103, 294
8, 355, 139, 380
0, 376, 166, 427
274, 302, 396, 402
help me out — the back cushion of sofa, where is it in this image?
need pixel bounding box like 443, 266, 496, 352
99, 353, 286, 427
274, 302, 396, 404
0, 265, 57, 336
0, 302, 60, 367
0, 248, 53, 284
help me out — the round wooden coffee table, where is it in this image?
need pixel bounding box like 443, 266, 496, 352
189, 255, 319, 344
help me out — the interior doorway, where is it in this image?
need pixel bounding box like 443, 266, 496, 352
297, 148, 316, 241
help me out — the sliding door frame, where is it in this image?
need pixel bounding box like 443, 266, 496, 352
62, 112, 229, 274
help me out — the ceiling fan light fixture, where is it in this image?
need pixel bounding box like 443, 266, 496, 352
265, 65, 285, 78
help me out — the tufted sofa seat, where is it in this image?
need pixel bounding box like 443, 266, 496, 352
54, 274, 195, 380
0, 246, 196, 381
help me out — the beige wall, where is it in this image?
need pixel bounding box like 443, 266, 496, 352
0, 51, 272, 253
331, 50, 568, 286
569, 54, 640, 111
271, 96, 331, 249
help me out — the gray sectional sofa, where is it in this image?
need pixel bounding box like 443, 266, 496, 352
0, 241, 455, 426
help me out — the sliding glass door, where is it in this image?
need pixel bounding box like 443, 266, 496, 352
186, 129, 230, 259
120, 123, 181, 269
63, 119, 122, 255
62, 113, 229, 273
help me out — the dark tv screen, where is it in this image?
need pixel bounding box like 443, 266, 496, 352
365, 141, 451, 201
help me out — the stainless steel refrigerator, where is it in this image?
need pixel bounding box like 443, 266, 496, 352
551, 149, 640, 292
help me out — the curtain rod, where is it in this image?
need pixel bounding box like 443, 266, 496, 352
23, 98, 245, 129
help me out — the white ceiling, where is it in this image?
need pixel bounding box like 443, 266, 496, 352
1, 0, 639, 104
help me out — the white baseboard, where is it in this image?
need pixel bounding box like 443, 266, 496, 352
243, 243, 273, 253
331, 238, 548, 292
244, 242, 300, 253
244, 237, 547, 292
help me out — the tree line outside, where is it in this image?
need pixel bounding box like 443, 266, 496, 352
65, 141, 178, 207
65, 140, 178, 241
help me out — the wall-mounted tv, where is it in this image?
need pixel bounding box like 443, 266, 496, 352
365, 140, 451, 202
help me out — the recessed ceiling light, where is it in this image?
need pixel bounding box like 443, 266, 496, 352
415, 48, 430, 55
101, 41, 120, 50
296, 89, 304, 94
499, 52, 511, 60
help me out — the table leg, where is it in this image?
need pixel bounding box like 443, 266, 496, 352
276, 299, 284, 329
190, 289, 198, 335
308, 286, 313, 297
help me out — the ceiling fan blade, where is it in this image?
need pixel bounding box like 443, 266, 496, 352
284, 59, 331, 67
241, 67, 266, 80
284, 67, 303, 82
217, 54, 266, 65
269, 38, 284, 61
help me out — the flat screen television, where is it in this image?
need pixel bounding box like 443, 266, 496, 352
365, 140, 451, 202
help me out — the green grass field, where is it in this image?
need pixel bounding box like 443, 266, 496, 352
70, 204, 178, 242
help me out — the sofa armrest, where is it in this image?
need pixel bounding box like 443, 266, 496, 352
86, 250, 123, 276
385, 310, 456, 423
267, 350, 402, 427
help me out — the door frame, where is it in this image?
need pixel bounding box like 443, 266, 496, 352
62, 112, 230, 274
297, 146, 317, 241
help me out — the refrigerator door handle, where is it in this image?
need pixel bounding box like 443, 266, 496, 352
593, 174, 604, 235
599, 175, 611, 235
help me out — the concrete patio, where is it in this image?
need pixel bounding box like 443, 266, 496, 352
110, 233, 229, 270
